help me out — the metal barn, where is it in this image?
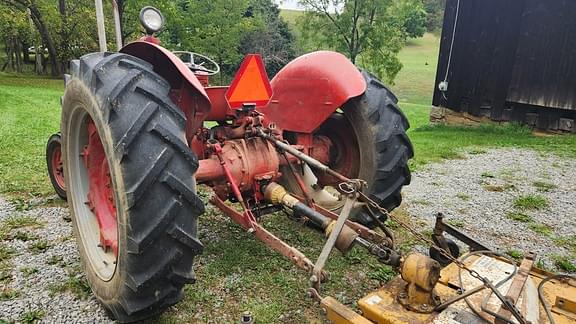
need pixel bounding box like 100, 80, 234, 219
431, 0, 576, 133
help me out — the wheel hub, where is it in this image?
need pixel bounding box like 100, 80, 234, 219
51, 145, 66, 190
83, 118, 118, 256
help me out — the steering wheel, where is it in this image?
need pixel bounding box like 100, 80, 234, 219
173, 51, 220, 76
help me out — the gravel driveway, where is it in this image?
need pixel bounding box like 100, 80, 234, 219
404, 148, 576, 268
0, 148, 574, 322
0, 197, 109, 323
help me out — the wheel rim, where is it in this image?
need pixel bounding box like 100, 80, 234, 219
68, 107, 118, 281
282, 110, 362, 211
314, 112, 361, 186
51, 143, 66, 190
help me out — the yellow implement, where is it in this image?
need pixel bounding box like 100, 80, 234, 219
318, 252, 576, 323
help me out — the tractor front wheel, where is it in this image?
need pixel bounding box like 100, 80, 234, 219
61, 53, 204, 322
46, 133, 67, 200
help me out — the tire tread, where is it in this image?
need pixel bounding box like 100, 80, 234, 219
66, 52, 203, 322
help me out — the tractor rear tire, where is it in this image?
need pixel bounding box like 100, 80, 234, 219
344, 71, 413, 225
61, 52, 204, 322
283, 71, 413, 227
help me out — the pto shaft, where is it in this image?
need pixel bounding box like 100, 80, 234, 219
263, 182, 401, 266
263, 182, 358, 253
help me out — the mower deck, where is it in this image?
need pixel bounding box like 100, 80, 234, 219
321, 254, 576, 323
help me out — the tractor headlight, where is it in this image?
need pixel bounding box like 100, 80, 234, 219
139, 6, 164, 34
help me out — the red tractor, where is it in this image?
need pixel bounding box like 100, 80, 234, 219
46, 6, 576, 324
47, 6, 413, 322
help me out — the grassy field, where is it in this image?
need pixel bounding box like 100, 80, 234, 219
392, 33, 440, 105
1, 30, 576, 322
0, 73, 62, 196
279, 9, 302, 26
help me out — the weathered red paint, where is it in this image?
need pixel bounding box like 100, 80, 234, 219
211, 142, 257, 229
310, 135, 332, 166
121, 41, 209, 102
84, 118, 118, 256
50, 143, 65, 190
205, 87, 232, 121
196, 138, 281, 192
311, 115, 361, 185
138, 35, 160, 45
260, 51, 367, 133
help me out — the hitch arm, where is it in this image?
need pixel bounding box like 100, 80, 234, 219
210, 195, 317, 273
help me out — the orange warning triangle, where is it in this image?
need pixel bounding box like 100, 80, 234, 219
226, 54, 273, 109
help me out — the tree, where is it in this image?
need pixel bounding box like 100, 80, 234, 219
175, 0, 260, 84
0, 4, 31, 72
423, 0, 445, 33
2, 0, 61, 75
297, 0, 425, 83
240, 0, 296, 77
395, 0, 426, 39
53, 0, 100, 73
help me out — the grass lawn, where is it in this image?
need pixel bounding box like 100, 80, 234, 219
1, 31, 575, 322
0, 73, 62, 196
392, 33, 440, 105
279, 9, 302, 26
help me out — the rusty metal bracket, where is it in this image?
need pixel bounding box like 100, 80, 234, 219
433, 213, 490, 252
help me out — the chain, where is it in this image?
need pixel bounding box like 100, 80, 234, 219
355, 190, 527, 324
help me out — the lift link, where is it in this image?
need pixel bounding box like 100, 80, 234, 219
312, 189, 357, 292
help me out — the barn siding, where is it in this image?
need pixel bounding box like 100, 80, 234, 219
432, 0, 576, 132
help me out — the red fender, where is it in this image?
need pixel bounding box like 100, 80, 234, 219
120, 41, 212, 142
260, 51, 367, 133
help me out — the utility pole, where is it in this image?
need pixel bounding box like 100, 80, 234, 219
95, 0, 107, 52
111, 0, 123, 50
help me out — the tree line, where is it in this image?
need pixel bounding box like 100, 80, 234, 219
0, 0, 445, 83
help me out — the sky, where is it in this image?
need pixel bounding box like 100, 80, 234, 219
275, 0, 304, 11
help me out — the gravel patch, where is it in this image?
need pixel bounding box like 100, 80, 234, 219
403, 148, 576, 269
0, 196, 110, 323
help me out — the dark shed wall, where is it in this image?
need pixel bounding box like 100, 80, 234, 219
508, 0, 576, 110
433, 0, 576, 132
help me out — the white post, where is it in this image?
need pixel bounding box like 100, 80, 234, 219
111, 0, 123, 50
95, 0, 107, 52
